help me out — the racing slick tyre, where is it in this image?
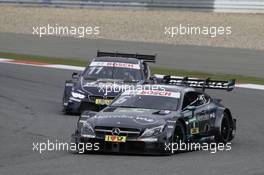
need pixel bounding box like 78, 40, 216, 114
171, 121, 186, 154
62, 106, 71, 115
214, 112, 232, 144
62, 90, 71, 115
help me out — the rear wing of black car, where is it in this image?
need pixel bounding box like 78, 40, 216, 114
162, 75, 236, 91
97, 51, 156, 63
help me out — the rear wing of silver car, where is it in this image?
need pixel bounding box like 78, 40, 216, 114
162, 75, 236, 91
97, 51, 156, 63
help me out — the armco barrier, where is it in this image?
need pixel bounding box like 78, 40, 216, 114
0, 0, 264, 12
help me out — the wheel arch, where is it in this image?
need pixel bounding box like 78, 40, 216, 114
63, 80, 74, 98
175, 118, 187, 135
223, 108, 234, 129
214, 107, 234, 134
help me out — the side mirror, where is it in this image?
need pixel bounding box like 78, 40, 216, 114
144, 79, 152, 84
150, 75, 156, 81
145, 75, 157, 84
72, 72, 79, 79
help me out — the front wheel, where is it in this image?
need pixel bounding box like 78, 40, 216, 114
62, 105, 71, 115
62, 90, 71, 115
171, 121, 186, 154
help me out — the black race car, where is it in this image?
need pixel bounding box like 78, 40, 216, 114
62, 51, 156, 114
71, 76, 236, 155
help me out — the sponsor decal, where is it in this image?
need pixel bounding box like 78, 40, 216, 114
105, 135, 126, 143
95, 99, 113, 105
190, 127, 199, 134
188, 117, 196, 123
196, 112, 215, 121
123, 90, 180, 98
197, 114, 210, 121
135, 116, 154, 123
133, 116, 157, 125
117, 108, 150, 113
95, 115, 134, 120
90, 61, 140, 69
168, 79, 230, 89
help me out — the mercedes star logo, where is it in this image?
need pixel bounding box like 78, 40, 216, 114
112, 128, 121, 136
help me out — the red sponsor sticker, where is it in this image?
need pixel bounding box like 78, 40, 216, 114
123, 90, 180, 98
90, 61, 140, 69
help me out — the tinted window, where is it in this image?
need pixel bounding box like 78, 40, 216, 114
111, 94, 179, 111
83, 66, 142, 82
182, 91, 207, 109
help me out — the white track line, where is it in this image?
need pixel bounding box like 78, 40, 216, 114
1, 58, 264, 91
44, 64, 85, 71
235, 84, 264, 91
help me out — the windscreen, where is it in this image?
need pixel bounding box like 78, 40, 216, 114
111, 90, 180, 111
83, 61, 142, 82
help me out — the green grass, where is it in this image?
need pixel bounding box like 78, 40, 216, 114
0, 52, 87, 67
1, 52, 264, 85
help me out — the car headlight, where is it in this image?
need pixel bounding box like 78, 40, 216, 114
141, 125, 165, 137
80, 121, 95, 137
71, 91, 85, 99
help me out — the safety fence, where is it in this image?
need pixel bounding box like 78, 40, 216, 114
1, 0, 264, 12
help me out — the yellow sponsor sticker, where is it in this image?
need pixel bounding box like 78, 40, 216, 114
95, 99, 112, 105
190, 128, 199, 134
105, 135, 126, 143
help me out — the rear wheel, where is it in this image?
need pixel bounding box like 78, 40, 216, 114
215, 112, 232, 143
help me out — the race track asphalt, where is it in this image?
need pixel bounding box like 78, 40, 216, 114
1, 32, 264, 78
0, 63, 264, 175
